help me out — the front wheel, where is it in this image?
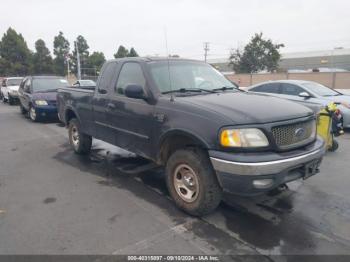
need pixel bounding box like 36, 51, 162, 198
29, 106, 39, 122
68, 118, 92, 155
165, 148, 223, 216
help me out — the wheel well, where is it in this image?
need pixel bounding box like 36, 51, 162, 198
158, 134, 207, 165
65, 109, 77, 125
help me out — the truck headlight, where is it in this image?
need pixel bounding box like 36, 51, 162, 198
220, 128, 269, 148
35, 100, 48, 106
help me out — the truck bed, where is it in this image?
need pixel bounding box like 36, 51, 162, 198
57, 87, 95, 133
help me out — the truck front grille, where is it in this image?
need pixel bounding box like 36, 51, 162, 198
272, 119, 316, 149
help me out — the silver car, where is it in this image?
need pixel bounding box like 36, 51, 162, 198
247, 80, 350, 128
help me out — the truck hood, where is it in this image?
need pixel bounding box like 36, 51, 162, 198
181, 92, 314, 125
32, 91, 57, 101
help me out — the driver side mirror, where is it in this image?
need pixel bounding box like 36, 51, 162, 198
299, 92, 311, 99
124, 84, 145, 99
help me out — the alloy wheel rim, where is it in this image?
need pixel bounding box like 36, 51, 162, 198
71, 126, 80, 148
173, 164, 199, 203
30, 107, 36, 120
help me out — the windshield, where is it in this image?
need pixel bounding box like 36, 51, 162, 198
32, 78, 69, 92
79, 80, 96, 86
302, 82, 340, 97
7, 78, 23, 86
149, 61, 236, 93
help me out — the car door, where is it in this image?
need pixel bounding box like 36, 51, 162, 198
106, 61, 155, 157
279, 83, 322, 112
20, 78, 33, 110
92, 61, 119, 144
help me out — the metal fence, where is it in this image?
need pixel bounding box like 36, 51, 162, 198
226, 72, 350, 89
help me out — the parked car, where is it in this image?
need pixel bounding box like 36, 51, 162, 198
72, 79, 96, 89
1, 77, 24, 105
246, 80, 350, 128
57, 58, 325, 216
18, 76, 69, 122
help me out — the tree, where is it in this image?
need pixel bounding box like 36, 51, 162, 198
114, 45, 129, 58
71, 35, 89, 74
0, 27, 32, 75
32, 39, 54, 74
128, 47, 139, 57
53, 31, 70, 76
229, 33, 284, 73
86, 51, 106, 75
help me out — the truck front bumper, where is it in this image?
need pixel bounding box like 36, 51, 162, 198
209, 137, 326, 196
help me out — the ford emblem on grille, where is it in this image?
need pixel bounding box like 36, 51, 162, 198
295, 127, 306, 138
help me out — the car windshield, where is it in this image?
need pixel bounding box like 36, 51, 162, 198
302, 82, 340, 97
79, 80, 96, 86
7, 78, 23, 86
149, 61, 236, 94
32, 78, 69, 92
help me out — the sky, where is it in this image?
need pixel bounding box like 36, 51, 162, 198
0, 0, 350, 60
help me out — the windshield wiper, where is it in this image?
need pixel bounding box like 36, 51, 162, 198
212, 86, 236, 92
162, 88, 216, 94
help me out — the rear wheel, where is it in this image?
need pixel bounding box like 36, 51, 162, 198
68, 118, 92, 154
2, 95, 7, 103
165, 148, 222, 216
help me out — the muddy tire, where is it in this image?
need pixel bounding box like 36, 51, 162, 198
68, 118, 92, 155
165, 148, 222, 216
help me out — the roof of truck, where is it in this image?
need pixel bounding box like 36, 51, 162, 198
110, 57, 204, 63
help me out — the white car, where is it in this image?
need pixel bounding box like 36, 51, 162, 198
1, 77, 24, 105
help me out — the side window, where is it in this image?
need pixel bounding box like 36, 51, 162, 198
251, 83, 280, 94
280, 83, 304, 96
19, 78, 26, 91
98, 62, 117, 92
24, 79, 31, 93
116, 63, 145, 96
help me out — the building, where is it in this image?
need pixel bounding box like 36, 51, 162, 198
279, 48, 350, 72
207, 48, 350, 73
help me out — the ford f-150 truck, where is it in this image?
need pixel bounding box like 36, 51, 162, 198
57, 57, 326, 216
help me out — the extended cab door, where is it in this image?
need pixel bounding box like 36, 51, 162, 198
104, 61, 155, 158
92, 61, 119, 144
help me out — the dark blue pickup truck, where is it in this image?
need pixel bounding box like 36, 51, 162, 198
57, 57, 325, 216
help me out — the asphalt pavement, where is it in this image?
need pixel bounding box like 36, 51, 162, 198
1, 102, 350, 259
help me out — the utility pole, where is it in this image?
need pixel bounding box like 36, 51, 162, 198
204, 42, 210, 62
75, 41, 81, 80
